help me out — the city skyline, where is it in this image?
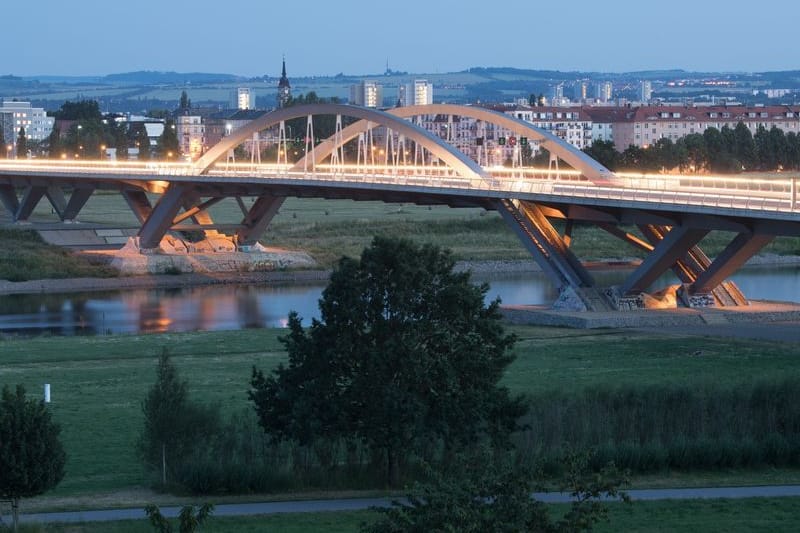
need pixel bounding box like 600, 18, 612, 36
5, 0, 800, 77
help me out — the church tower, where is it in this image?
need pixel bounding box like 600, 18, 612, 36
277, 56, 291, 108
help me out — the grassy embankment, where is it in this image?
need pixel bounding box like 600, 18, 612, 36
1, 325, 799, 506
3, 194, 800, 277
5, 498, 800, 532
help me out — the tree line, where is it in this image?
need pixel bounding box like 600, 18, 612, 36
584, 122, 800, 173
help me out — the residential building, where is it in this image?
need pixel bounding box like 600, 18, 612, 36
0, 101, 55, 153
588, 104, 800, 151
176, 114, 205, 161
596, 81, 613, 103
399, 79, 433, 106
350, 81, 383, 108
236, 87, 254, 110
640, 81, 653, 103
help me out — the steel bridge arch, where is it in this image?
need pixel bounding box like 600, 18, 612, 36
193, 103, 491, 182
295, 104, 616, 185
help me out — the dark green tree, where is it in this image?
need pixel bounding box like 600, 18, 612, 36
135, 125, 151, 161
733, 122, 757, 170
583, 140, 619, 170
145, 503, 213, 533
0, 385, 66, 531
46, 124, 62, 158
53, 100, 102, 121
250, 237, 525, 486
156, 119, 181, 160
138, 349, 218, 485
362, 450, 628, 533
678, 133, 708, 172
179, 90, 191, 111
16, 127, 27, 158
111, 121, 129, 161
0, 126, 5, 158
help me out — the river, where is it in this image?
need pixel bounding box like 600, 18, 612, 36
0, 266, 798, 336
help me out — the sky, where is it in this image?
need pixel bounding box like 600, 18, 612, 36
6, 0, 800, 77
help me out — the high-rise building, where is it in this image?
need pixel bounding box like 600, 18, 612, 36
277, 57, 291, 108
350, 81, 383, 108
596, 81, 613, 102
640, 80, 653, 102
572, 81, 588, 102
0, 101, 54, 152
237, 88, 253, 110
399, 79, 433, 106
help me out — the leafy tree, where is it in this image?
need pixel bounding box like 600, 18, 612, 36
111, 120, 129, 161
733, 122, 757, 170
362, 450, 628, 533
250, 237, 525, 486
145, 503, 213, 533
156, 119, 181, 160
138, 349, 218, 485
583, 140, 619, 170
0, 126, 5, 159
46, 124, 62, 158
0, 385, 66, 531
53, 100, 102, 121
16, 127, 27, 158
678, 133, 708, 172
135, 124, 151, 161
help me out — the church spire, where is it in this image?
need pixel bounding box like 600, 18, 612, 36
277, 55, 291, 108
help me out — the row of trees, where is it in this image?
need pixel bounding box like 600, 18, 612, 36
45, 100, 180, 161
584, 123, 800, 173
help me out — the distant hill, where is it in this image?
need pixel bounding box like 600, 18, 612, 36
103, 71, 242, 85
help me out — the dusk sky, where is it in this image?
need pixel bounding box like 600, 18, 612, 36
6, 0, 800, 77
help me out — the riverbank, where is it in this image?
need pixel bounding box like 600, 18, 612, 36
1, 255, 799, 296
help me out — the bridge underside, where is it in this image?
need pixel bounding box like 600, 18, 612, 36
0, 175, 789, 312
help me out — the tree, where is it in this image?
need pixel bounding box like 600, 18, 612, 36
135, 125, 151, 161
138, 349, 217, 485
156, 119, 180, 160
145, 503, 213, 533
250, 237, 525, 486
179, 90, 191, 111
0, 385, 66, 532
583, 140, 619, 170
362, 450, 628, 533
0, 126, 5, 158
733, 122, 756, 170
16, 127, 27, 158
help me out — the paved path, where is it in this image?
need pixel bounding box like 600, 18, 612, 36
16, 485, 800, 524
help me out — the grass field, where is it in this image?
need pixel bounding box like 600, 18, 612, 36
1, 325, 800, 503
3, 194, 799, 273
7, 498, 800, 532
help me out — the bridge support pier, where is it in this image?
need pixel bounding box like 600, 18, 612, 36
15, 186, 48, 221
236, 194, 284, 247
0, 184, 19, 216
61, 187, 95, 221
138, 184, 187, 249
691, 232, 774, 294
497, 199, 612, 311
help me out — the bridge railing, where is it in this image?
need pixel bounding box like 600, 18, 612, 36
1, 160, 798, 214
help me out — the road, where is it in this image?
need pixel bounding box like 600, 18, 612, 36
15, 485, 800, 524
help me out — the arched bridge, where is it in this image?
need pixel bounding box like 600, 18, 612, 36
1, 103, 799, 311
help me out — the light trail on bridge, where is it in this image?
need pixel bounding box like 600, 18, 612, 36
0, 159, 796, 215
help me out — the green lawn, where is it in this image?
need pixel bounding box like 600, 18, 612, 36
3, 194, 799, 272
9, 498, 800, 532
2, 326, 800, 502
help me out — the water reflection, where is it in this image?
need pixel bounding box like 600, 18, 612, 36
0, 266, 797, 337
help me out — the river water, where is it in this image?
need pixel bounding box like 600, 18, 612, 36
0, 266, 798, 336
